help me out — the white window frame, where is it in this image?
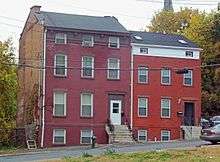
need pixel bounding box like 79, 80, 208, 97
138, 66, 148, 83
55, 33, 67, 44
54, 54, 67, 76
80, 129, 93, 144
138, 97, 148, 117
161, 130, 171, 141
82, 35, 94, 47
138, 130, 147, 142
53, 129, 66, 144
140, 47, 148, 54
161, 98, 171, 118
53, 91, 67, 117
108, 36, 120, 48
107, 58, 120, 79
80, 93, 93, 117
183, 70, 193, 86
81, 56, 94, 78
161, 68, 171, 85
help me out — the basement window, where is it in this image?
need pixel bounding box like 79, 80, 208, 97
81, 130, 93, 144
53, 129, 66, 144
138, 130, 147, 142
161, 130, 170, 141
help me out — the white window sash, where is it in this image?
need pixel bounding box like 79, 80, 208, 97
53, 129, 66, 144
138, 67, 148, 83
53, 92, 67, 116
108, 37, 120, 48
138, 130, 147, 142
80, 130, 93, 144
54, 54, 67, 76
161, 69, 171, 85
82, 35, 94, 47
161, 99, 171, 118
80, 93, 93, 117
81, 56, 94, 78
183, 70, 193, 86
55, 33, 67, 44
161, 130, 170, 141
107, 58, 120, 79
138, 98, 148, 117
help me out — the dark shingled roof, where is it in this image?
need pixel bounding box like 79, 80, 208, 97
130, 31, 199, 49
35, 11, 128, 34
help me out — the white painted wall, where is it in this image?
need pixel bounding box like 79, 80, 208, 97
132, 45, 200, 60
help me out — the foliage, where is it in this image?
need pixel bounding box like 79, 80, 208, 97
82, 152, 93, 158
148, 8, 220, 117
0, 39, 17, 145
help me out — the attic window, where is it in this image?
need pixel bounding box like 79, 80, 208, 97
55, 33, 67, 44
140, 48, 148, 54
178, 39, 187, 44
134, 35, 142, 40
185, 51, 193, 57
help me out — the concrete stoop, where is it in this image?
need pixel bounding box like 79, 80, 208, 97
181, 126, 202, 140
112, 125, 135, 144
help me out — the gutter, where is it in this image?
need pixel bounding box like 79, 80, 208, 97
40, 27, 47, 148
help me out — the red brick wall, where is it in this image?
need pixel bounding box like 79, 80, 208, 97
133, 55, 201, 141
43, 29, 131, 147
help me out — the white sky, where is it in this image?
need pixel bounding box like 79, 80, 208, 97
0, 0, 219, 55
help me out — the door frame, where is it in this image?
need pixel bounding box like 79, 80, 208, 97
110, 100, 122, 125
183, 102, 195, 126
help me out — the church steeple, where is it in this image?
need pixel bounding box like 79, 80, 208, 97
164, 0, 174, 11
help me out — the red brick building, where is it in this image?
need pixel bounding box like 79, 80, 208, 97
130, 31, 202, 142
17, 6, 201, 148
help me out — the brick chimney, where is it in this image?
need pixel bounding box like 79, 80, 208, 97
30, 5, 41, 14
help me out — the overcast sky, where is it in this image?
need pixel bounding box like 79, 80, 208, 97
0, 0, 219, 54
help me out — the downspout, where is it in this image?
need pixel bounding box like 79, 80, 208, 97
40, 27, 47, 148
130, 46, 134, 129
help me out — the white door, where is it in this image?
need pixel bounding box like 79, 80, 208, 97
110, 100, 121, 125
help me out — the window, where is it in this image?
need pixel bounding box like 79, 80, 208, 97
161, 130, 170, 141
53, 92, 66, 116
81, 93, 93, 117
138, 97, 148, 117
140, 48, 148, 54
54, 54, 67, 76
109, 37, 119, 48
81, 129, 93, 144
55, 33, 67, 44
53, 129, 66, 144
161, 98, 171, 118
138, 66, 148, 83
81, 56, 94, 78
161, 68, 171, 85
138, 130, 147, 142
183, 70, 193, 86
82, 35, 94, 47
185, 51, 193, 57
107, 58, 120, 79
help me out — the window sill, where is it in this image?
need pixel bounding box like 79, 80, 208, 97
81, 76, 95, 80
161, 83, 171, 86
183, 84, 193, 87
161, 117, 171, 119
53, 115, 67, 118
108, 46, 120, 50
80, 116, 93, 119
107, 78, 120, 81
138, 116, 148, 118
138, 82, 148, 85
54, 75, 67, 78
52, 143, 66, 146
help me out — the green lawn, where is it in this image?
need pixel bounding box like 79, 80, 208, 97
43, 147, 220, 162
0, 146, 20, 155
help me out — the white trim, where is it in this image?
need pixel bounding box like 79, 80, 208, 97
107, 58, 120, 79
54, 54, 67, 76
80, 93, 93, 117
138, 130, 147, 142
81, 56, 94, 78
161, 98, 171, 118
55, 33, 67, 44
161, 130, 171, 141
130, 52, 134, 129
41, 28, 47, 148
183, 70, 193, 86
138, 66, 148, 83
138, 97, 148, 117
53, 129, 66, 144
80, 129, 93, 144
161, 68, 171, 85
53, 91, 67, 117
82, 35, 94, 47
110, 100, 122, 125
108, 36, 120, 48
131, 43, 202, 51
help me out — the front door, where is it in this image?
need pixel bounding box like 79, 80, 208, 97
110, 100, 121, 125
184, 102, 195, 126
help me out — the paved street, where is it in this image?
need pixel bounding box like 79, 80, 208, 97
0, 140, 209, 162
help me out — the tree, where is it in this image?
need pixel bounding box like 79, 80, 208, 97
0, 39, 17, 145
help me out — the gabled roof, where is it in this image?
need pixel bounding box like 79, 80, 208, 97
130, 31, 200, 49
35, 11, 129, 34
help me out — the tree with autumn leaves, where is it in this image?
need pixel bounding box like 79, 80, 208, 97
148, 8, 220, 117
0, 39, 17, 145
